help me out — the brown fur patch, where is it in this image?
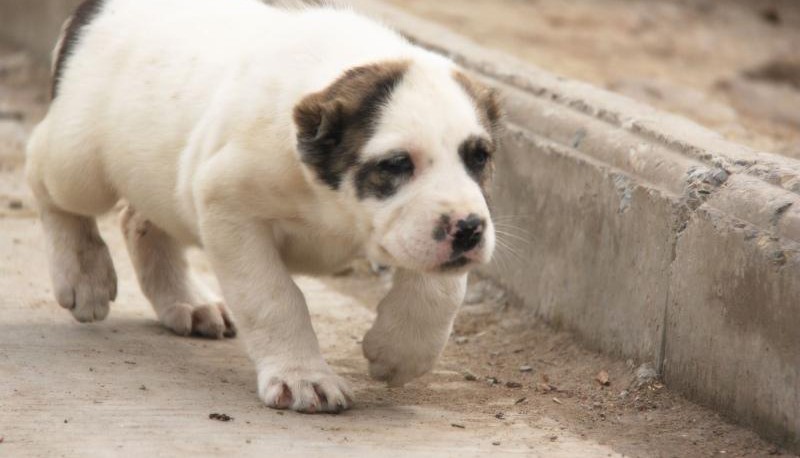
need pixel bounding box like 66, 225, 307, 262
458, 135, 495, 194
454, 71, 501, 198
453, 70, 503, 137
294, 60, 410, 189
52, 0, 105, 99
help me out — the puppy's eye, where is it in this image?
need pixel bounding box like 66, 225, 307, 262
378, 152, 414, 175
465, 146, 490, 171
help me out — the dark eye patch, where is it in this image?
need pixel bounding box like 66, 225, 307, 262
459, 135, 494, 187
354, 151, 415, 200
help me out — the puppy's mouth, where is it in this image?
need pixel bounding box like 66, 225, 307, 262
439, 255, 472, 272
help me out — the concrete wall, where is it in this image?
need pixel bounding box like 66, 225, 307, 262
3, 0, 798, 451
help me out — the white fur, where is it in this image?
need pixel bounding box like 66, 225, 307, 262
26, 0, 495, 413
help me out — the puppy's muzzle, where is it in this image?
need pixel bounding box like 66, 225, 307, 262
435, 213, 487, 270
452, 214, 485, 255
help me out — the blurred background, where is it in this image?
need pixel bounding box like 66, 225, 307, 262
389, 0, 800, 157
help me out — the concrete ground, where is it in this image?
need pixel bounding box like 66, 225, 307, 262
0, 41, 793, 457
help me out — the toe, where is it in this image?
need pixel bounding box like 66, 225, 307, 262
262, 379, 293, 409
161, 303, 193, 336
314, 379, 352, 413
367, 359, 395, 383
71, 284, 110, 323
289, 380, 321, 413
216, 303, 237, 338
55, 286, 75, 310
191, 305, 226, 339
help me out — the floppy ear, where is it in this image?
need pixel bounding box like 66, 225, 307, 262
294, 94, 346, 152
453, 70, 504, 135
293, 91, 356, 189
481, 87, 503, 131
292, 60, 410, 189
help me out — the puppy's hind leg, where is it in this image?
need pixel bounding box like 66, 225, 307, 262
120, 205, 236, 339
38, 209, 118, 322
25, 120, 119, 323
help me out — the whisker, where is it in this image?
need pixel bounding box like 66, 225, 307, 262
494, 229, 532, 246
493, 238, 526, 264
492, 214, 536, 221
493, 222, 535, 237
490, 246, 517, 275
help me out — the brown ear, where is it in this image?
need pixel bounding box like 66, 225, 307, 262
294, 95, 345, 150
292, 60, 410, 190
453, 70, 503, 135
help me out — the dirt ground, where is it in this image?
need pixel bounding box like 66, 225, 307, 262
0, 36, 796, 457
389, 0, 800, 158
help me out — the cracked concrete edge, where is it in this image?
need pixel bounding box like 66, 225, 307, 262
2, 0, 798, 451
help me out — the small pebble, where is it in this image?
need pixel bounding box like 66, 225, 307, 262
209, 413, 233, 422
463, 371, 478, 381
519, 365, 533, 372
505, 381, 522, 388
454, 336, 468, 345
761, 6, 781, 25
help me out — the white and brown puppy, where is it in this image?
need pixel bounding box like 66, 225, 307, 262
26, 0, 500, 413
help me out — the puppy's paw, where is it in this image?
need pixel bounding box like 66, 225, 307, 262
258, 366, 353, 413
160, 302, 237, 339
362, 325, 441, 387
53, 241, 117, 323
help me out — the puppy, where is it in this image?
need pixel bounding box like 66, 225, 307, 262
26, 0, 500, 413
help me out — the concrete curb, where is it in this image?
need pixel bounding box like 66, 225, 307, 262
2, 0, 798, 450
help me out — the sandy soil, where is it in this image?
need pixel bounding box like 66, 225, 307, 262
388, 0, 800, 158
0, 41, 796, 457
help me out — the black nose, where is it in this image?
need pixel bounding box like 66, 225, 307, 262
452, 214, 485, 254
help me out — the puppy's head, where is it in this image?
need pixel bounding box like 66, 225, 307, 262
294, 56, 501, 273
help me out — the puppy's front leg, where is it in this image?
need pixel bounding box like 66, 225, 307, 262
363, 269, 467, 386
200, 214, 352, 413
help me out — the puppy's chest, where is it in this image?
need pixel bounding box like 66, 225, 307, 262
274, 223, 363, 275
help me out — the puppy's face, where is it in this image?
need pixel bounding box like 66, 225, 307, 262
294, 58, 501, 273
